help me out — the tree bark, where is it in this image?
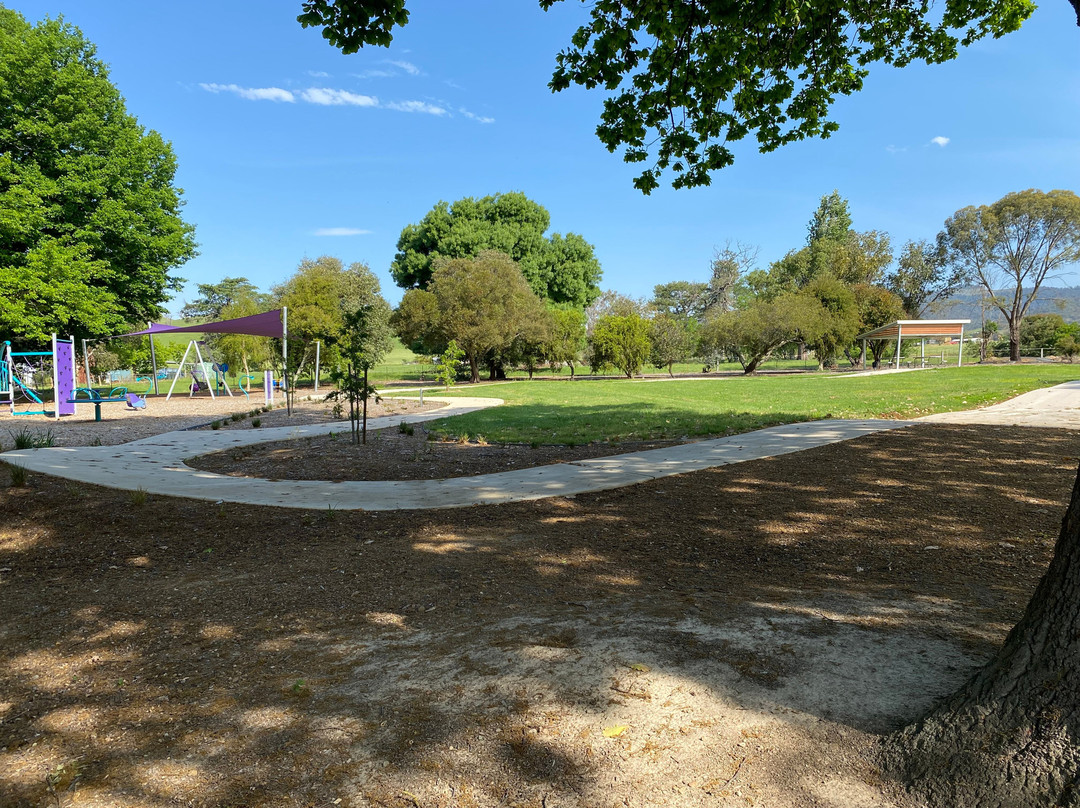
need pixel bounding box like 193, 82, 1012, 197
882, 465, 1080, 807
1010, 320, 1022, 363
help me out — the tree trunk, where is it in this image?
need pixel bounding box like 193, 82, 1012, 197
1007, 316, 1022, 362
882, 465, 1080, 807
469, 355, 479, 384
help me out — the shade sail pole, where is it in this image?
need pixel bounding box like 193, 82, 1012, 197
283, 306, 291, 416
148, 323, 159, 395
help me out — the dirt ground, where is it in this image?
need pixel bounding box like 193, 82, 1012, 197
1, 423, 1077, 808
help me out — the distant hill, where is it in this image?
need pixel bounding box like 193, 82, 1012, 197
931, 286, 1080, 326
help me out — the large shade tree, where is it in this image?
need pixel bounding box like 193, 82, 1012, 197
0, 8, 197, 344
390, 192, 602, 309
941, 189, 1080, 363
297, 0, 1047, 193
397, 251, 550, 383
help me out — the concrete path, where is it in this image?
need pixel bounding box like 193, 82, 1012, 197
2, 394, 907, 510
6, 379, 1076, 511
917, 379, 1080, 428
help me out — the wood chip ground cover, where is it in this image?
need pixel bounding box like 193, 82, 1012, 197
1, 424, 1076, 807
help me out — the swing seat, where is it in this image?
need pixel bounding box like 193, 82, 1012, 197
126, 393, 146, 410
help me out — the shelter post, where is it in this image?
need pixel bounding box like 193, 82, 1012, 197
895, 323, 902, 369
314, 340, 320, 393
958, 333, 964, 367
860, 340, 866, 370
148, 322, 159, 395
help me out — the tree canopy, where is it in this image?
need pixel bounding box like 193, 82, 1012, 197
942, 189, 1080, 361
273, 256, 390, 380
395, 251, 550, 383
390, 192, 602, 309
298, 0, 1044, 192
0, 8, 197, 344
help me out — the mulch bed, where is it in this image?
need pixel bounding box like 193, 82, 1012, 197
187, 426, 684, 481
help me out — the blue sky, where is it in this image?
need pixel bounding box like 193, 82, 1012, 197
10, 0, 1080, 312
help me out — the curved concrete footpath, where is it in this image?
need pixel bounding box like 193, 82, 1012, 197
4, 380, 1076, 511
2, 394, 907, 510
918, 378, 1080, 428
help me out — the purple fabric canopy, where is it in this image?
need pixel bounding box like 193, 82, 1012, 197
121, 309, 285, 338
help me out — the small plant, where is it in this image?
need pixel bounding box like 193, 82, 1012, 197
456, 432, 470, 444
89, 436, 103, 447
249, 409, 260, 417
230, 412, 244, 422
474, 434, 488, 445
435, 340, 465, 390
328, 430, 338, 441
398, 421, 414, 436
262, 405, 272, 413
251, 417, 262, 428
324, 504, 337, 521
210, 420, 222, 430
530, 440, 541, 449
8, 462, 27, 487
45, 757, 84, 808
331, 402, 345, 419
290, 678, 309, 696
129, 487, 148, 506
10, 427, 55, 449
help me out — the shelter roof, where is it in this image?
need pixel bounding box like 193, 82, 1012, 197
856, 319, 971, 341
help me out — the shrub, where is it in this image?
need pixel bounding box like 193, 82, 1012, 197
398, 421, 414, 436
8, 462, 27, 487
10, 427, 55, 449
210, 420, 221, 430
252, 417, 262, 428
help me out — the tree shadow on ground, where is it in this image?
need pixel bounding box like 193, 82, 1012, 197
1, 423, 1076, 806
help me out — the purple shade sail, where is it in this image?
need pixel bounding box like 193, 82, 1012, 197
119, 309, 285, 338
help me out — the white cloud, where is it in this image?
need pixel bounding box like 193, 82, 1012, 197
885, 144, 907, 154
388, 60, 421, 75
200, 82, 487, 122
307, 70, 331, 78
200, 83, 294, 102
353, 69, 395, 79
930, 136, 951, 147
459, 107, 495, 125
301, 87, 379, 106
385, 100, 447, 115
313, 227, 372, 237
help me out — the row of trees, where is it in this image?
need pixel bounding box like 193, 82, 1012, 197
640, 189, 1080, 375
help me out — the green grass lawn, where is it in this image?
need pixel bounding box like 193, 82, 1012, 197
415, 364, 1080, 444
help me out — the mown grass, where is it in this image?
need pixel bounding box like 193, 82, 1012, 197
423, 364, 1080, 444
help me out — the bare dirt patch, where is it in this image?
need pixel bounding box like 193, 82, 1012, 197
2, 424, 1077, 808
187, 427, 682, 481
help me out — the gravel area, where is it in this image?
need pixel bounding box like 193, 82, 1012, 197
1, 391, 433, 449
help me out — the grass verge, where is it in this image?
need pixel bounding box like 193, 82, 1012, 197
424, 365, 1080, 444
